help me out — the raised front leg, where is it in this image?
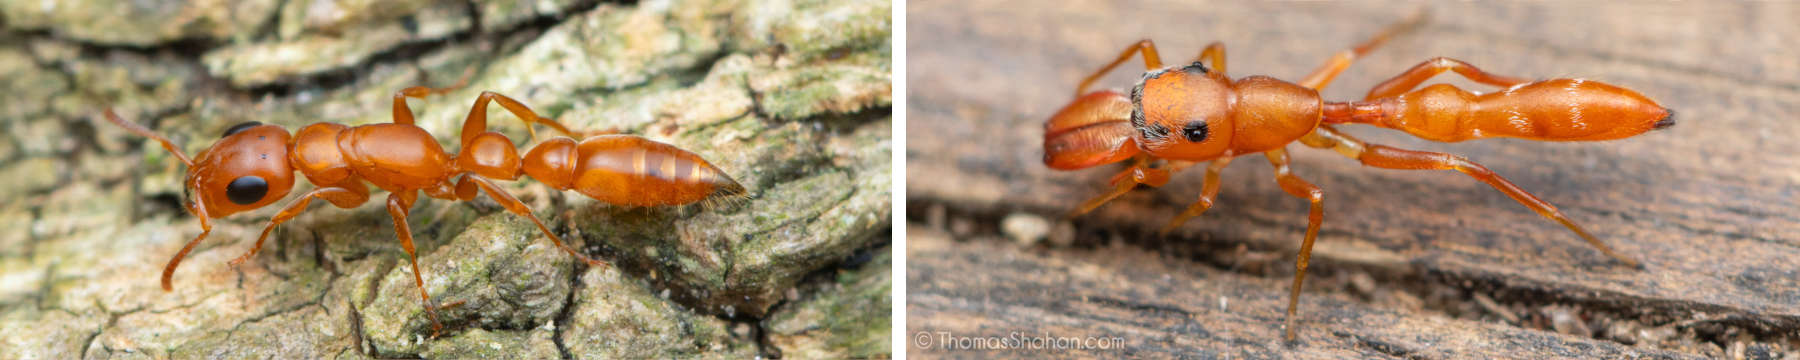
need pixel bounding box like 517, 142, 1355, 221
1363, 57, 1530, 100
1075, 40, 1166, 96
1299, 126, 1641, 267
1297, 12, 1426, 90
458, 174, 608, 267
229, 184, 372, 267
1265, 148, 1325, 342
1159, 158, 1234, 235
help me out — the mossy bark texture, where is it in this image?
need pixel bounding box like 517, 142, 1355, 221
0, 0, 892, 358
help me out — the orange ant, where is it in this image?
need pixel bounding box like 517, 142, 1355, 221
104, 85, 746, 334
1043, 15, 1672, 341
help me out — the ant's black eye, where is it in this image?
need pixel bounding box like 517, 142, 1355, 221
221, 121, 263, 138
1183, 120, 1209, 142
226, 176, 268, 205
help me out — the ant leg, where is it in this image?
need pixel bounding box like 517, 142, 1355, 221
1158, 158, 1234, 235
1297, 12, 1427, 90
389, 69, 478, 125
392, 84, 469, 126
1300, 126, 1641, 267
385, 191, 450, 336
1363, 57, 1531, 100
459, 91, 582, 147
461, 174, 609, 267
1075, 39, 1166, 96
229, 185, 370, 267
161, 200, 213, 291
1069, 161, 1153, 217
1068, 156, 1191, 218
1191, 42, 1228, 75
1265, 148, 1325, 342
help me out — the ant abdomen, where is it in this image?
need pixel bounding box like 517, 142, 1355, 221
523, 135, 745, 207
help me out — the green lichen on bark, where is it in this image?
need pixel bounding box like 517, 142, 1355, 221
766, 246, 892, 358
357, 214, 576, 356
422, 328, 561, 359
562, 265, 753, 358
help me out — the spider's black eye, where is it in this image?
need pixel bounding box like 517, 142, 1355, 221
226, 176, 268, 205
221, 121, 263, 138
1183, 61, 1210, 74
1183, 120, 1209, 142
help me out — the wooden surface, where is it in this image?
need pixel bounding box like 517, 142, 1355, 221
905, 1, 1800, 358
909, 225, 1701, 359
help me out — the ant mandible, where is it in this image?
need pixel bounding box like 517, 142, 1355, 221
1043, 14, 1672, 341
104, 84, 746, 335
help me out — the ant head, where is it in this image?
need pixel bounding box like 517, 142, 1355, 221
1130, 62, 1236, 159
187, 122, 295, 217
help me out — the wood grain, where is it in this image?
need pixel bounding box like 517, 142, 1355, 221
905, 0, 1800, 357
908, 225, 1702, 359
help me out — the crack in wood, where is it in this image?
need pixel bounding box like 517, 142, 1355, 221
551, 259, 580, 360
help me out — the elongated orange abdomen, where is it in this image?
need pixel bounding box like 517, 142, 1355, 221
1345, 79, 1672, 142
1469, 79, 1672, 141
524, 135, 744, 207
